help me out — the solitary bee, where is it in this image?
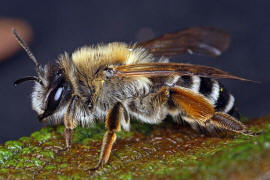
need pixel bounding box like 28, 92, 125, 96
13, 27, 254, 170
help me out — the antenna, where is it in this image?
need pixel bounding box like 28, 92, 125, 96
12, 28, 44, 86
14, 76, 43, 86
12, 28, 40, 67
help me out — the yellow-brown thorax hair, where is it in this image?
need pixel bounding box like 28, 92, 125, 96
57, 42, 154, 117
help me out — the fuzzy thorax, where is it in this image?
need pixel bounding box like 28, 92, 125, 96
71, 42, 154, 77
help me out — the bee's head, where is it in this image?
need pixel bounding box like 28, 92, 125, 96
13, 29, 72, 124
32, 64, 73, 123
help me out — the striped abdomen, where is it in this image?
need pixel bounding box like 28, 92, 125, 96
171, 75, 240, 119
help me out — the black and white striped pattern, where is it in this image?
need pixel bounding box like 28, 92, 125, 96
175, 75, 239, 119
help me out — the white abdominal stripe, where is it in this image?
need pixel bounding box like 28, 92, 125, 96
175, 75, 236, 115
191, 76, 201, 92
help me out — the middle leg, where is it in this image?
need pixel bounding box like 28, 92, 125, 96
91, 102, 128, 170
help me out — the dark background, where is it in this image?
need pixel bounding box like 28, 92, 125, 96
0, 1, 269, 143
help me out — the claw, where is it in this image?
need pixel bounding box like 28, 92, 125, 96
89, 161, 103, 171
242, 130, 262, 136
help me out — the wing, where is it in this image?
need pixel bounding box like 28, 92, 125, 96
138, 27, 230, 58
114, 62, 253, 82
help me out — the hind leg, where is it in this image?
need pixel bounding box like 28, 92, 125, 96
181, 112, 254, 136
209, 112, 254, 135
167, 87, 254, 136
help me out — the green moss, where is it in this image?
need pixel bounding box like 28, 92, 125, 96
81, 138, 94, 145
56, 125, 65, 135
30, 131, 51, 143
28, 146, 42, 153
44, 165, 57, 170
40, 150, 54, 159
131, 120, 154, 135
73, 123, 106, 143
57, 175, 72, 180
163, 126, 270, 180
0, 154, 4, 164
58, 163, 69, 168
21, 147, 31, 155
4, 140, 24, 153
116, 130, 133, 139
33, 158, 44, 167
3, 159, 17, 167
0, 147, 12, 161
40, 127, 53, 133
118, 172, 133, 180
0, 115, 270, 179
19, 137, 32, 144
0, 168, 9, 173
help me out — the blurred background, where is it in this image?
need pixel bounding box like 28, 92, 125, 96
0, 0, 269, 143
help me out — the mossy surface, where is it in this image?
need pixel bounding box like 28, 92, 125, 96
0, 116, 270, 180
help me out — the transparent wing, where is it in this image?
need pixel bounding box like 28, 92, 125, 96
138, 27, 230, 58
114, 62, 253, 82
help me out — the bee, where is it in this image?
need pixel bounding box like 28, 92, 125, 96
13, 27, 255, 170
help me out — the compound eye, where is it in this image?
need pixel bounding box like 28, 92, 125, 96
54, 87, 63, 101
46, 86, 64, 112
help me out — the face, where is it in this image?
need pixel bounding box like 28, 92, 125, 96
12, 29, 98, 126
32, 63, 72, 124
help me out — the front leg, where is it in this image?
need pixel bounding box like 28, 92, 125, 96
91, 102, 126, 170
64, 96, 78, 148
